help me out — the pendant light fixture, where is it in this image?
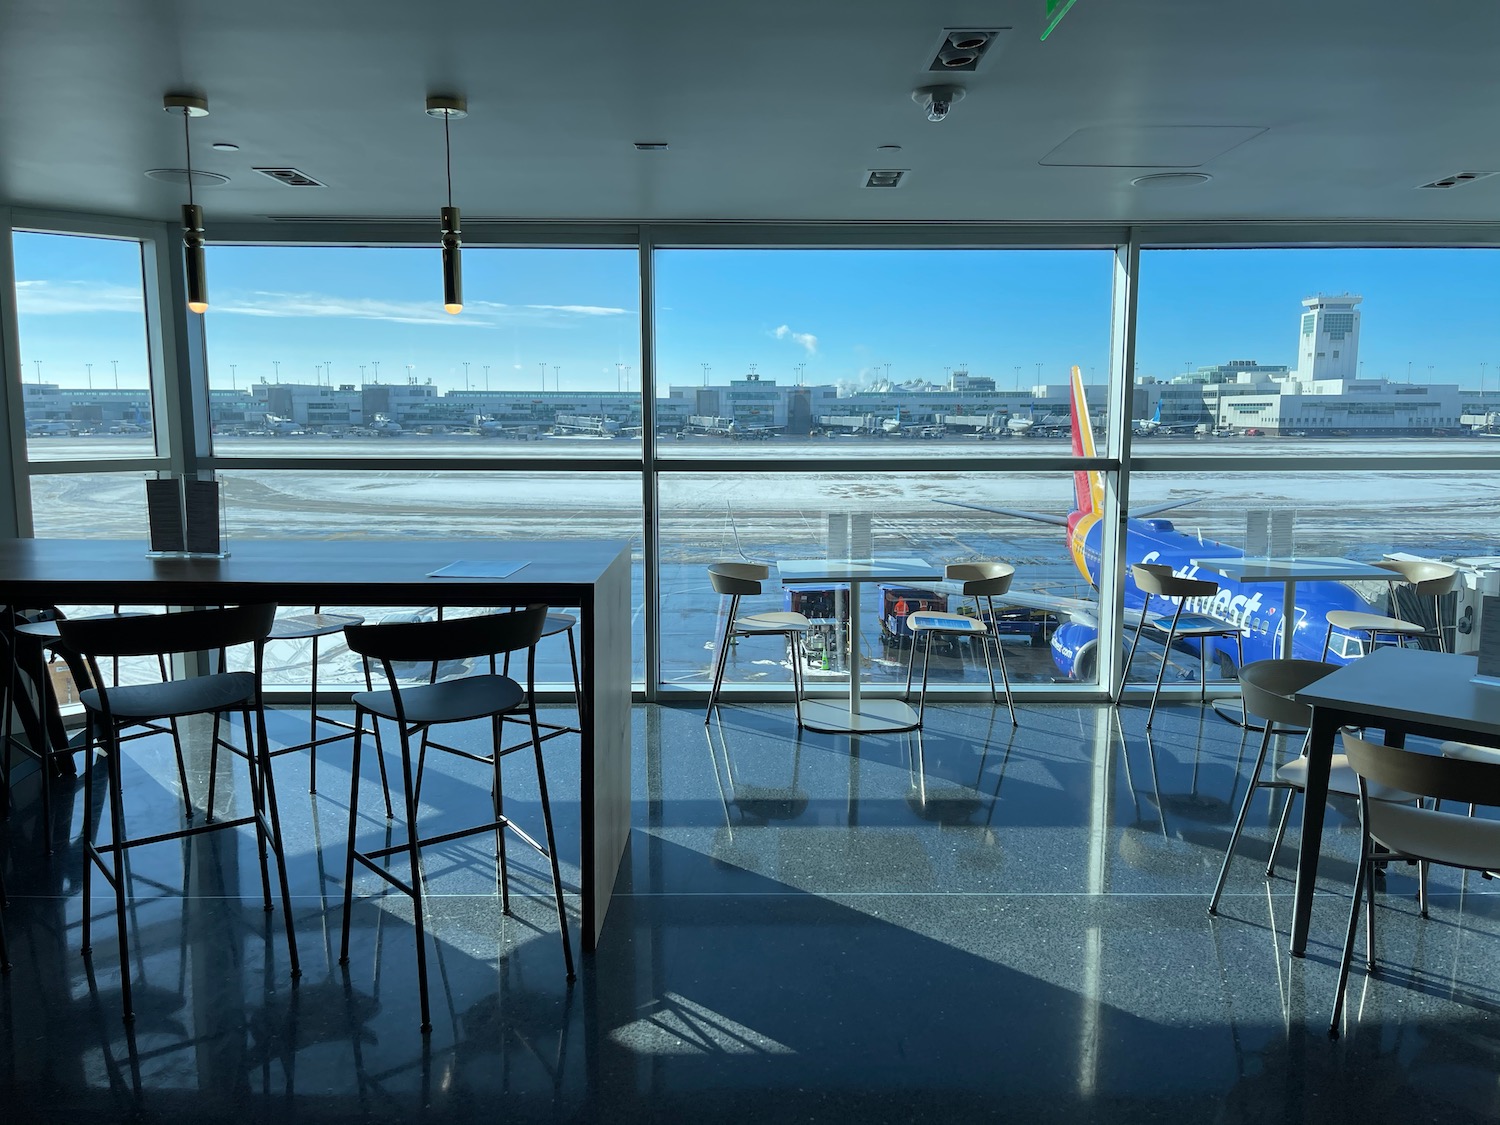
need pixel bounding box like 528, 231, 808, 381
426, 95, 468, 314
163, 94, 210, 314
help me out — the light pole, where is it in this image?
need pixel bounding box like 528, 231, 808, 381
1428, 365, 1435, 386
111, 359, 119, 388
32, 360, 40, 385
325, 360, 332, 387
1035, 362, 1043, 386
85, 363, 92, 389
539, 362, 547, 391
229, 364, 237, 391
483, 364, 490, 391
371, 360, 380, 383
272, 360, 280, 383
553, 365, 561, 391
359, 365, 366, 382
700, 363, 709, 387
463, 361, 470, 391
624, 365, 632, 392
1013, 365, 1021, 390
884, 362, 892, 382
795, 362, 806, 385
314, 364, 322, 386
405, 364, 415, 384
617, 362, 624, 391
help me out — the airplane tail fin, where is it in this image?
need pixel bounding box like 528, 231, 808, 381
1068, 365, 1104, 518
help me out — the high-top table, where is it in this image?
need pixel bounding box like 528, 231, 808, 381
1188, 555, 1397, 660
1288, 647, 1500, 957
776, 557, 942, 734
0, 537, 633, 952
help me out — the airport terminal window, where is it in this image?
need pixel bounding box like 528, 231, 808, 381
220, 469, 645, 689
652, 248, 1114, 460
1136, 247, 1500, 444
10, 230, 157, 463
659, 472, 1096, 690
201, 245, 642, 459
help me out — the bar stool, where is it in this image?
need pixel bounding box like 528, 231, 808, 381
705, 563, 810, 726
339, 604, 574, 1032
903, 561, 1019, 726
1322, 559, 1459, 659
265, 608, 380, 794
1118, 563, 1245, 730
58, 603, 301, 1022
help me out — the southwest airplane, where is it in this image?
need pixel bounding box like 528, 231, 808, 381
947, 366, 1380, 682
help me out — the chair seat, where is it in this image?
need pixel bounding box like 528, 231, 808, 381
81, 671, 257, 721
353, 673, 524, 725
269, 611, 365, 640
907, 610, 986, 635
1145, 612, 1239, 637
16, 611, 151, 644
733, 610, 810, 634
1440, 740, 1500, 764
1275, 754, 1412, 802
1324, 609, 1424, 635
541, 612, 577, 638
1368, 800, 1500, 872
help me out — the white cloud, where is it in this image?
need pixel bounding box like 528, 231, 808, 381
215, 292, 631, 327
772, 323, 818, 355
14, 280, 144, 315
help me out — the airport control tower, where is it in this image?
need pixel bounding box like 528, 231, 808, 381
1294, 293, 1362, 383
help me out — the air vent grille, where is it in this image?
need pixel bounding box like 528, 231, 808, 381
864, 169, 907, 189
254, 166, 326, 187
927, 27, 1010, 72
1418, 171, 1497, 189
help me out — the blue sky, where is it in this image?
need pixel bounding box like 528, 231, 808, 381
11, 232, 1500, 393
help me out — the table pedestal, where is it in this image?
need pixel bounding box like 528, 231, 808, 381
800, 698, 920, 734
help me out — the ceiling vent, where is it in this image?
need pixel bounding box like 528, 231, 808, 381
254, 166, 326, 187
864, 169, 907, 188
927, 28, 1010, 72
1418, 171, 1497, 189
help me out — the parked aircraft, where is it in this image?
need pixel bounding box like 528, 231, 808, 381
946, 366, 1384, 681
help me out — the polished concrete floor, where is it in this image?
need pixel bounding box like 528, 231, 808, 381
3, 697, 1500, 1123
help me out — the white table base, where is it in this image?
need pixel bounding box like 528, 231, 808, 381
800, 697, 921, 734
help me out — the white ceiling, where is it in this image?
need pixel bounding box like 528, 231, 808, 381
3, 0, 1499, 227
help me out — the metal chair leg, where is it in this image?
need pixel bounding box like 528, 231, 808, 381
705, 594, 740, 722
1267, 785, 1297, 877
1209, 721, 1277, 914
1144, 607, 1184, 730
986, 596, 1018, 726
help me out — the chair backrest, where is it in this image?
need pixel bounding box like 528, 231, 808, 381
1132, 562, 1217, 600
56, 603, 276, 659
1375, 558, 1459, 597
1343, 732, 1500, 807
1238, 658, 1337, 728
708, 561, 769, 596
343, 604, 547, 665
945, 560, 1014, 596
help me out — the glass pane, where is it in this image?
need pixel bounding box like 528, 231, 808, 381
220, 470, 644, 688
11, 231, 156, 461
28, 472, 156, 538
660, 471, 1099, 691
1126, 470, 1500, 675
1135, 248, 1500, 449
653, 249, 1114, 460
202, 246, 641, 459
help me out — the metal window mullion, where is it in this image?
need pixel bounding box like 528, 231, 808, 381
0, 210, 30, 537
639, 228, 661, 699
1100, 233, 1141, 699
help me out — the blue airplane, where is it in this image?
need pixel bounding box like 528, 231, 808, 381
946, 366, 1383, 682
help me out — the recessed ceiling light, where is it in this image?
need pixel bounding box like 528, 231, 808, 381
877, 144, 903, 153
1130, 172, 1213, 188
144, 168, 230, 186
633, 141, 669, 151
211, 142, 240, 152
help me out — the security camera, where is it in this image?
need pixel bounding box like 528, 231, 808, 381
912, 85, 966, 123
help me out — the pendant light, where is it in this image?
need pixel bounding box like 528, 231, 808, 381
426, 95, 467, 314
163, 94, 210, 314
